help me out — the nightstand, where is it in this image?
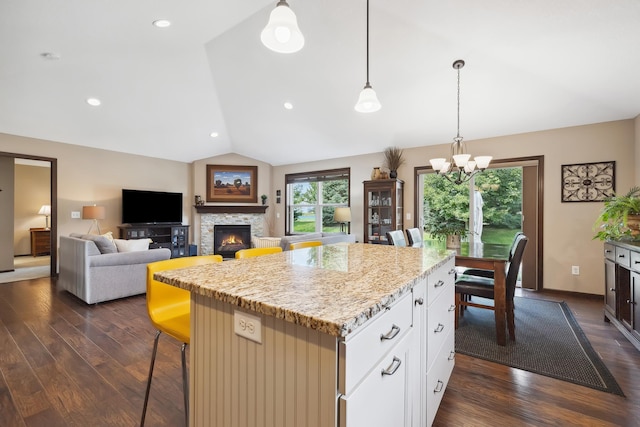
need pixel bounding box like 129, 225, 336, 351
30, 228, 51, 256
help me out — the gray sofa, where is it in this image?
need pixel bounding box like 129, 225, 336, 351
58, 234, 171, 304
279, 232, 356, 251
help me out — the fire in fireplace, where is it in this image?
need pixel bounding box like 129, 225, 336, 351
214, 225, 251, 258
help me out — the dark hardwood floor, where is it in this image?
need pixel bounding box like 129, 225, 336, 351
0, 278, 638, 426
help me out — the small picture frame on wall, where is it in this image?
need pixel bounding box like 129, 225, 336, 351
206, 165, 258, 203
561, 161, 615, 202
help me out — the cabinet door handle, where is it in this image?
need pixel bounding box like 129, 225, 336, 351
448, 268, 456, 275
448, 351, 455, 361
448, 305, 456, 312
381, 356, 402, 376
628, 300, 637, 305
414, 297, 424, 306
610, 288, 616, 292
434, 323, 445, 333
434, 280, 445, 288
380, 324, 401, 341
434, 380, 444, 393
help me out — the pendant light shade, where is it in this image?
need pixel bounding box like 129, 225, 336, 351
261, 1, 304, 54
354, 0, 381, 113
355, 83, 381, 113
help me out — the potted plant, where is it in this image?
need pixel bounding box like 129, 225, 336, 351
424, 215, 468, 249
261, 194, 268, 205
383, 146, 405, 179
593, 186, 640, 241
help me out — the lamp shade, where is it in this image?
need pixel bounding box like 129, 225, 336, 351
38, 205, 51, 216
354, 84, 381, 113
261, 1, 304, 54
334, 207, 352, 223
82, 205, 106, 220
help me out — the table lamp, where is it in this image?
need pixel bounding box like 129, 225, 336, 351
334, 207, 352, 233
38, 205, 51, 229
83, 205, 106, 234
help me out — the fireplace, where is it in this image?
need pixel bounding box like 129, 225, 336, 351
214, 225, 251, 258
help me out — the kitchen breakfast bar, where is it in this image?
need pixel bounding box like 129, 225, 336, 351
156, 243, 456, 427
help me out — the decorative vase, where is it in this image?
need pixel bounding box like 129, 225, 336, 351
446, 234, 461, 249
372, 167, 381, 180
389, 170, 397, 179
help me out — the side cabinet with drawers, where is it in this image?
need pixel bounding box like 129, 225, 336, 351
604, 241, 640, 350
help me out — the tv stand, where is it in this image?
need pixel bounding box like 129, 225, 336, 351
118, 224, 190, 258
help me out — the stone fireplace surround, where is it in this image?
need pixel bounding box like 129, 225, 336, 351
198, 207, 267, 256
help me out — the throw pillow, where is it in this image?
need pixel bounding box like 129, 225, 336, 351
114, 238, 152, 252
81, 234, 117, 254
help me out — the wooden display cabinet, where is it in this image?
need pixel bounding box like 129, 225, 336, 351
363, 179, 404, 244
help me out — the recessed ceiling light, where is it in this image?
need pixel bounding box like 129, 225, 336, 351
86, 98, 101, 107
153, 19, 171, 28
40, 52, 61, 60
284, 102, 293, 110
210, 132, 219, 138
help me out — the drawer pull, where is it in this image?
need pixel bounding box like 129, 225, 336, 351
381, 356, 402, 376
628, 299, 637, 305
448, 305, 456, 312
448, 268, 456, 275
434, 380, 444, 393
635, 260, 640, 264
448, 351, 455, 361
605, 249, 612, 253
618, 254, 626, 258
414, 297, 424, 306
380, 324, 401, 341
434, 323, 444, 333
434, 280, 445, 288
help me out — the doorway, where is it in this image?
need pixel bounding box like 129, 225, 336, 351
415, 156, 543, 290
0, 151, 57, 280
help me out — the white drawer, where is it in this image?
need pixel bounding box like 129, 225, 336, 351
339, 291, 413, 395
427, 257, 456, 306
426, 282, 455, 372
426, 329, 455, 427
604, 243, 615, 261
630, 249, 640, 273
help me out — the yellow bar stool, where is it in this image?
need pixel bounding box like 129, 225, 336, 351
141, 255, 222, 427
235, 246, 283, 258
289, 240, 322, 250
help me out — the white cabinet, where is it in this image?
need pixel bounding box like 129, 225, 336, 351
339, 292, 414, 427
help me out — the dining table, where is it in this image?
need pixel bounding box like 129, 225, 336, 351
423, 241, 511, 346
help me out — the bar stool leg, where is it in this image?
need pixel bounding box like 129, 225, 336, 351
181, 343, 189, 427
141, 330, 162, 427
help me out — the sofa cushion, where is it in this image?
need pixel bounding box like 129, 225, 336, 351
79, 233, 117, 254
114, 238, 152, 252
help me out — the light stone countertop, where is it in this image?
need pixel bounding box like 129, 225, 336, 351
155, 243, 454, 337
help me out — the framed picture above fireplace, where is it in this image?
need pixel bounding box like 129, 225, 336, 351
206, 165, 258, 203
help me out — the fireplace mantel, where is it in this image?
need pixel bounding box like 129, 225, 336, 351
194, 205, 268, 214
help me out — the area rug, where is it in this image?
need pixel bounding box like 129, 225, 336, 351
455, 296, 624, 396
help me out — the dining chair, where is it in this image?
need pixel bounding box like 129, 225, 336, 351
454, 235, 528, 342
235, 246, 283, 258
386, 230, 407, 247
405, 228, 423, 247
461, 231, 524, 278
141, 255, 223, 427
289, 241, 322, 250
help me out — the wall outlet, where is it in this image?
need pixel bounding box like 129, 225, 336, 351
71, 211, 81, 219
234, 310, 262, 344
571, 266, 580, 275
406, 212, 411, 220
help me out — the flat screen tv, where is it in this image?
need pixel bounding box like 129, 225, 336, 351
122, 189, 183, 224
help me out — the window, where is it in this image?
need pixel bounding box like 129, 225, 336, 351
285, 168, 350, 234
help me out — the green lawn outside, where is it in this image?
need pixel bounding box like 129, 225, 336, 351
424, 227, 519, 245
293, 220, 340, 233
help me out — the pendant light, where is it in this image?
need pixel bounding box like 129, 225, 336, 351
354, 0, 381, 113
429, 60, 491, 184
261, 1, 304, 54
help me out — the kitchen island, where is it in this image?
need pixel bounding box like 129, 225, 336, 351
156, 242, 456, 427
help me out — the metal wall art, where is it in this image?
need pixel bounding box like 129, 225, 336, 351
561, 161, 615, 202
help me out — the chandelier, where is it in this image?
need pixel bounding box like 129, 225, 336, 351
429, 60, 491, 185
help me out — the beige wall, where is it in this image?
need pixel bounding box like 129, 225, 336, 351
273, 119, 637, 295
0, 133, 191, 249
14, 164, 50, 255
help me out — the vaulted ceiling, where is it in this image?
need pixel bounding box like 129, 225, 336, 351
2, 1, 639, 165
